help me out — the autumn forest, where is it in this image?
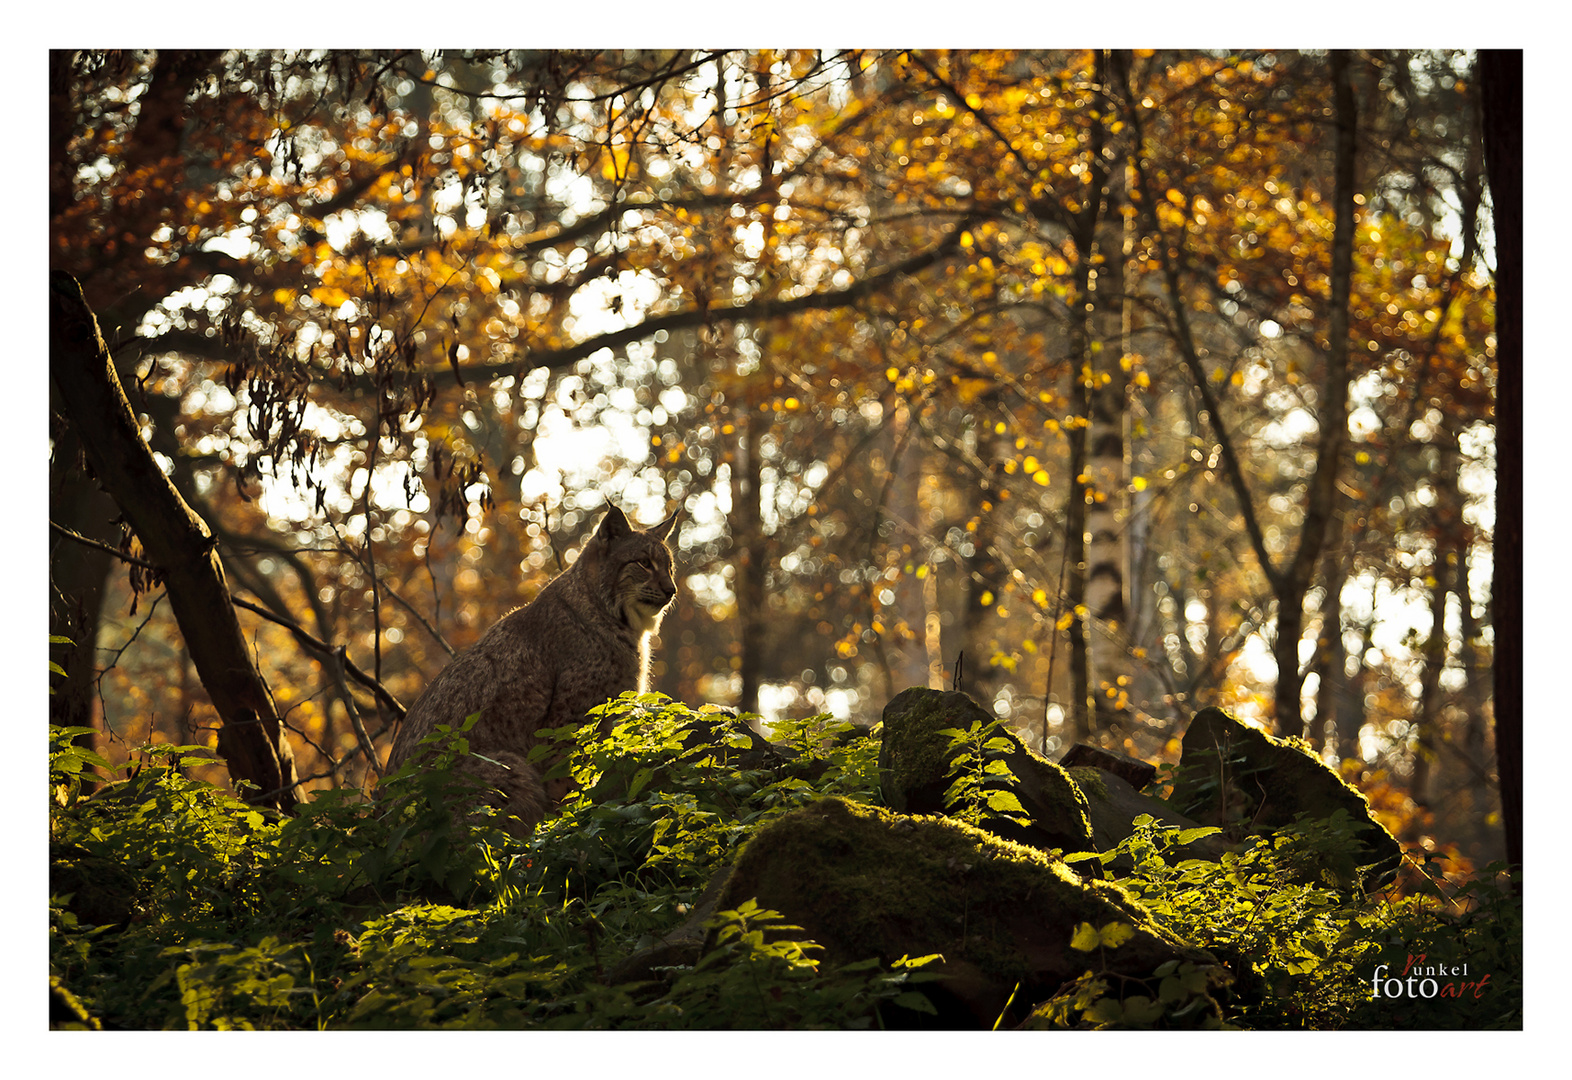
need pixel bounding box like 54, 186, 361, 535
50, 50, 1517, 897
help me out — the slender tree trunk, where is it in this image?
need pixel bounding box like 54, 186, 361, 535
1412, 454, 1463, 806
1310, 544, 1349, 752
1479, 49, 1522, 881
734, 402, 767, 716
1338, 585, 1378, 763
1457, 543, 1485, 759
1086, 56, 1132, 728
888, 403, 932, 693
1270, 49, 1358, 734
50, 272, 301, 812
1065, 288, 1094, 741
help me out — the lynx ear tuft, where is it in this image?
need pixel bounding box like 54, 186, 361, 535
651, 507, 679, 541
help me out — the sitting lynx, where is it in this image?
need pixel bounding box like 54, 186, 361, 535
387, 505, 678, 837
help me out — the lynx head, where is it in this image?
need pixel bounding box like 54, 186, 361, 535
580, 505, 679, 634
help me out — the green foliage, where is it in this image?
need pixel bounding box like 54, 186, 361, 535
519, 695, 879, 900
48, 634, 72, 691
592, 899, 941, 1029
1062, 814, 1520, 1029
46, 695, 1518, 1030
48, 696, 911, 1030
49, 725, 111, 802
1025, 917, 1234, 1030
936, 717, 1030, 828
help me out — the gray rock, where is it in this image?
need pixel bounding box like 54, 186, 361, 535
1170, 706, 1401, 891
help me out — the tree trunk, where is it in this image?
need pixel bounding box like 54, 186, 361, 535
1121, 52, 1358, 737
48, 426, 118, 735
49, 272, 301, 812
1086, 53, 1133, 729
1310, 544, 1348, 751
733, 402, 767, 716
1412, 453, 1462, 807
1479, 49, 1522, 880
1065, 309, 1093, 742
1271, 49, 1358, 735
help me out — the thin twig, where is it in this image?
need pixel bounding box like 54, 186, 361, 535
49, 519, 159, 572
377, 578, 456, 657
230, 595, 406, 721
328, 645, 385, 779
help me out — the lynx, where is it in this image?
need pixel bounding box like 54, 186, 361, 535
387, 505, 679, 837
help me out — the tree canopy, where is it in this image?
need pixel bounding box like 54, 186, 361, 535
49, 48, 1507, 872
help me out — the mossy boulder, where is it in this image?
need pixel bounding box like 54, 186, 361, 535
1170, 706, 1401, 891
711, 796, 1214, 1028
878, 687, 1094, 859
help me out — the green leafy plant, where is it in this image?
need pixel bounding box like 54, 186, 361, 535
621, 899, 941, 1029
936, 717, 1031, 828
1025, 919, 1234, 1029
48, 634, 72, 692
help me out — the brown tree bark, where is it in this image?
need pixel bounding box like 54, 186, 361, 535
49, 272, 301, 812
1479, 49, 1522, 880
734, 402, 768, 716
1271, 49, 1358, 735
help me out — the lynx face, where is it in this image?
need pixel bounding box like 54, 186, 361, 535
618, 550, 676, 633
588, 506, 678, 634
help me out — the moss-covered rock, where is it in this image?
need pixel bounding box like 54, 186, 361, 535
877, 687, 1094, 859
1170, 706, 1401, 891
711, 796, 1214, 1028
